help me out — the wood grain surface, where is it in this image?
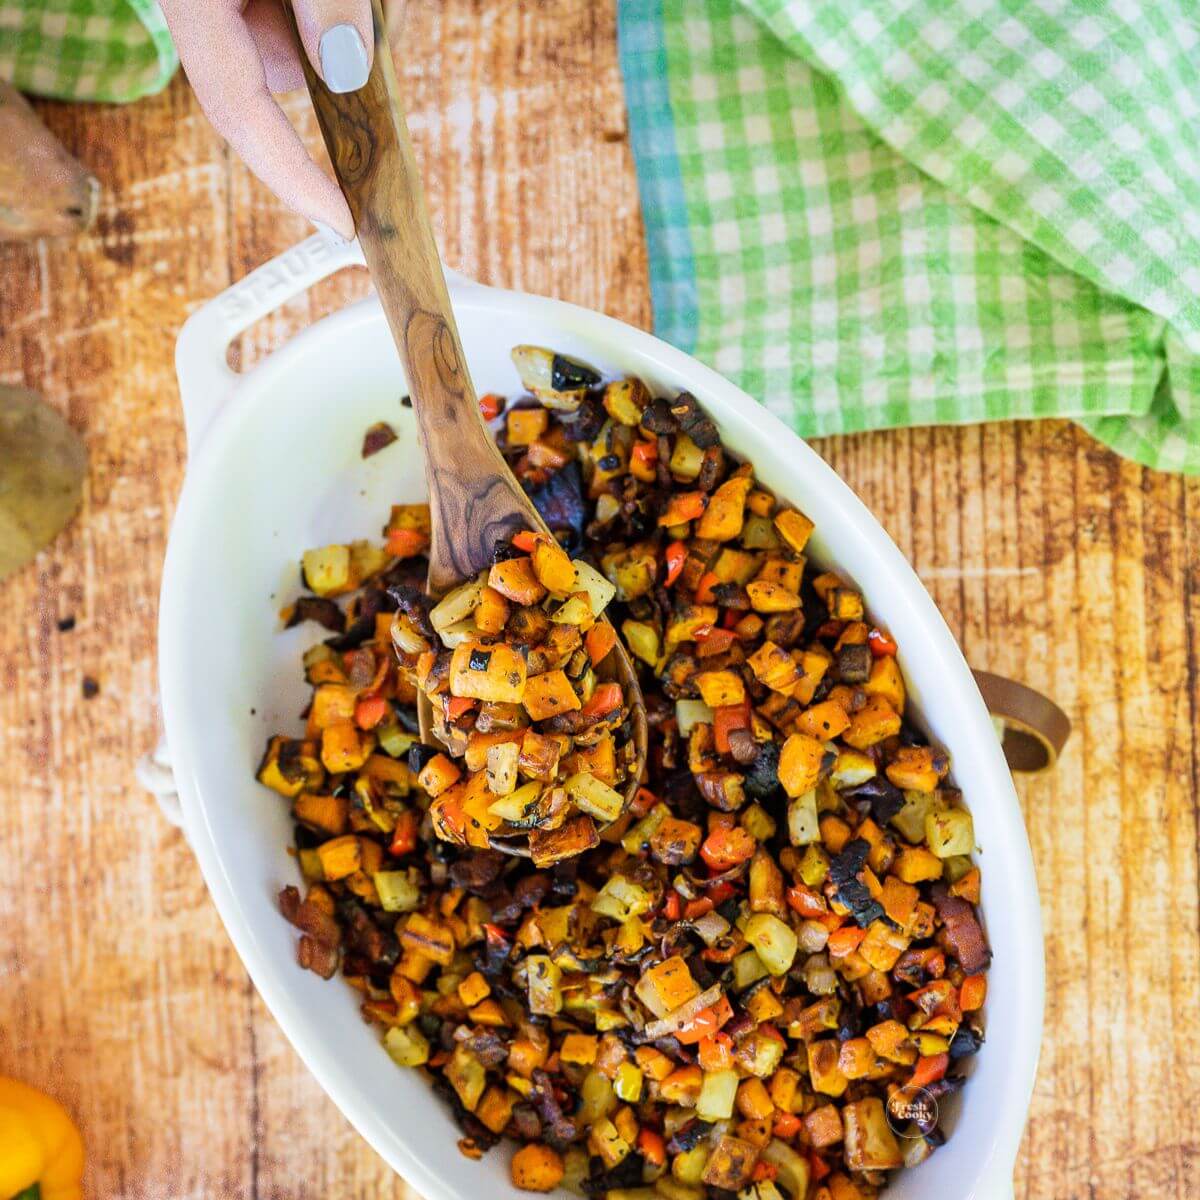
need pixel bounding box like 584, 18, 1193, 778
0, 3, 1197, 1199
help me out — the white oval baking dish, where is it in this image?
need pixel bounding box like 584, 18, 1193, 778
160, 233, 1043, 1200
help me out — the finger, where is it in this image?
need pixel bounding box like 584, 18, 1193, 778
244, 0, 304, 94
290, 0, 374, 94
160, 0, 354, 236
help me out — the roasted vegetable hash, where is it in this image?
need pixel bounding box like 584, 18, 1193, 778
405, 526, 639, 865
260, 346, 991, 1199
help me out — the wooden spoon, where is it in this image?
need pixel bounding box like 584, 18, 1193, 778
289, 0, 647, 848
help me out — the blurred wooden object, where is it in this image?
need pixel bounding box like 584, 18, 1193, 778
0, 78, 98, 240
0, 385, 86, 581
0, 4, 1196, 1200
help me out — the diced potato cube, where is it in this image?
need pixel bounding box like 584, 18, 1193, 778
302, 544, 352, 597
786, 790, 820, 846
603, 377, 648, 425
829, 748, 877, 788
743, 913, 798, 976
760, 1140, 810, 1200
373, 869, 422, 913
696, 1071, 741, 1123
430, 574, 487, 632
600, 546, 657, 602
622, 618, 660, 666
634, 955, 700, 1018
523, 669, 581, 721
564, 771, 624, 822
384, 1023, 430, 1067
485, 741, 520, 795
572, 558, 617, 616
891, 789, 937, 842
669, 434, 705, 480
925, 808, 975, 857
589, 1117, 631, 1168
778, 733, 825, 798
526, 954, 562, 1015
446, 1044, 487, 1112
842, 1097, 903, 1170
591, 872, 655, 921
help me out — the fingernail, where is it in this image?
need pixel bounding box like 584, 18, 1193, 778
319, 24, 369, 93
313, 219, 350, 248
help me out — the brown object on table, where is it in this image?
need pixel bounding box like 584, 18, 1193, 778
286, 0, 647, 840
0, 78, 98, 240
0, 5, 1197, 1198
0, 385, 86, 582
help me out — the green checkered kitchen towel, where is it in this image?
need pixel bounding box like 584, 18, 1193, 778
619, 0, 1200, 473
0, 0, 176, 102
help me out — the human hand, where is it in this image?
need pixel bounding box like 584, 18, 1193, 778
159, 1, 373, 239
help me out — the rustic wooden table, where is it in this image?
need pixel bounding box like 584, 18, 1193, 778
2, 3, 1197, 1198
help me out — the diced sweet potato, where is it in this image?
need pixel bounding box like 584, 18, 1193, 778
522, 669, 581, 721
528, 813, 598, 866
794, 700, 850, 740
804, 1103, 844, 1149
450, 642, 528, 704
842, 694, 902, 749
530, 536, 577, 594
511, 1143, 564, 1192
635, 955, 700, 1018
697, 476, 753, 542
887, 745, 947, 792
650, 816, 702, 865
778, 732, 825, 798
695, 668, 747, 707
701, 1133, 759, 1191
774, 508, 814, 553
321, 721, 369, 773
506, 407, 549, 446
488, 557, 547, 605
747, 579, 801, 613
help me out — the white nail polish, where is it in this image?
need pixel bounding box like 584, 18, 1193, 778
319, 24, 369, 94
313, 220, 350, 248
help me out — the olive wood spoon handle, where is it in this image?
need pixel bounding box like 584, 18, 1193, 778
287, 0, 646, 842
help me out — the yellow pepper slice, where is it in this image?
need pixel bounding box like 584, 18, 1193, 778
0, 1078, 84, 1200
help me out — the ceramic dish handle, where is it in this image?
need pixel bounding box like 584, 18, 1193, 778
175, 232, 366, 452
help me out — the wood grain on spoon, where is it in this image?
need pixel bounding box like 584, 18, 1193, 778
288, 0, 646, 834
